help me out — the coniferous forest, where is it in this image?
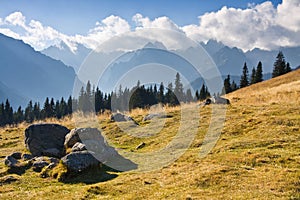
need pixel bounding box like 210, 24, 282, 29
0, 52, 293, 127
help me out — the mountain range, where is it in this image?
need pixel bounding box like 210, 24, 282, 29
42, 39, 300, 76
1, 33, 299, 108
0, 33, 76, 108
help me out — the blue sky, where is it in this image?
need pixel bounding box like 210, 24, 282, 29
1, 0, 299, 52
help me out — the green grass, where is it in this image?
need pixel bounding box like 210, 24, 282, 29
0, 70, 299, 199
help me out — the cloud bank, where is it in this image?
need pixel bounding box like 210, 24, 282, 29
0, 0, 299, 52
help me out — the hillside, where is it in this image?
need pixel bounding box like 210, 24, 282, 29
0, 70, 299, 199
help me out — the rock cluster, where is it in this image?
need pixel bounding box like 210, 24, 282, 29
4, 123, 133, 182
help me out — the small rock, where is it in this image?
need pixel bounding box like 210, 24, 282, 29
0, 175, 19, 185
71, 142, 87, 152
32, 157, 50, 172
4, 156, 19, 167
11, 152, 22, 160
136, 142, 146, 150
22, 153, 33, 161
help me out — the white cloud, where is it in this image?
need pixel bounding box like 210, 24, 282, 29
5, 12, 26, 27
72, 15, 131, 50
182, 0, 300, 51
0, 0, 300, 52
277, 0, 300, 32
133, 13, 181, 32
0, 28, 21, 39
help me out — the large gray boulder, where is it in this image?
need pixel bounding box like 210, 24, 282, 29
25, 124, 70, 158
64, 128, 119, 163
61, 151, 100, 173
64, 128, 106, 148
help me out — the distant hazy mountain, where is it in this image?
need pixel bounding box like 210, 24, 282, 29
0, 80, 29, 108
0, 33, 76, 108
42, 41, 91, 72
201, 40, 300, 75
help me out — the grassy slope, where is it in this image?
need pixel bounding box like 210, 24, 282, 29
0, 70, 299, 199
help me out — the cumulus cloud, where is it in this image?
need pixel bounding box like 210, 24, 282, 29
133, 13, 181, 32
182, 0, 300, 51
0, 0, 300, 52
0, 11, 77, 51
72, 15, 131, 50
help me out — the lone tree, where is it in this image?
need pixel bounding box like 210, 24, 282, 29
255, 61, 263, 83
272, 51, 288, 78
240, 62, 249, 88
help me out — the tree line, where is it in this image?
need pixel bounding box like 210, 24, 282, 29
0, 51, 294, 126
222, 51, 292, 94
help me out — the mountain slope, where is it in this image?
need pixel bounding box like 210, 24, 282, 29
42, 41, 91, 72
0, 68, 299, 199
226, 68, 300, 105
0, 34, 76, 108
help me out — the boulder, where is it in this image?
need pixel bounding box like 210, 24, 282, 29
61, 151, 100, 173
212, 96, 230, 104
111, 113, 138, 125
10, 152, 22, 160
25, 124, 70, 158
64, 128, 106, 148
71, 142, 87, 152
32, 157, 50, 172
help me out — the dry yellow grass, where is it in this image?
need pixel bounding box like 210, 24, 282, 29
0, 70, 299, 199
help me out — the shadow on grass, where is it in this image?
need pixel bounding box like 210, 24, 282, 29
61, 155, 138, 184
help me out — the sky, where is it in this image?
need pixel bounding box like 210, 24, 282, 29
0, 0, 299, 52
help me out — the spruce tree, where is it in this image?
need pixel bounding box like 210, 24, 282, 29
255, 61, 263, 83
4, 99, 13, 124
272, 51, 286, 78
158, 82, 165, 103
231, 80, 238, 92
174, 73, 184, 102
285, 62, 292, 73
240, 62, 249, 88
250, 67, 256, 85
223, 75, 232, 94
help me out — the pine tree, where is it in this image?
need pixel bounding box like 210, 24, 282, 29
255, 61, 263, 83
0, 103, 5, 126
158, 82, 165, 103
231, 80, 238, 92
33, 102, 41, 120
67, 96, 73, 115
250, 67, 256, 85
223, 75, 232, 94
285, 62, 292, 73
25, 101, 34, 122
13, 106, 24, 124
174, 73, 184, 102
4, 99, 13, 125
240, 62, 249, 88
272, 51, 286, 78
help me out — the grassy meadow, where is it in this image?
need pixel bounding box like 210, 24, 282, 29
0, 69, 299, 199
